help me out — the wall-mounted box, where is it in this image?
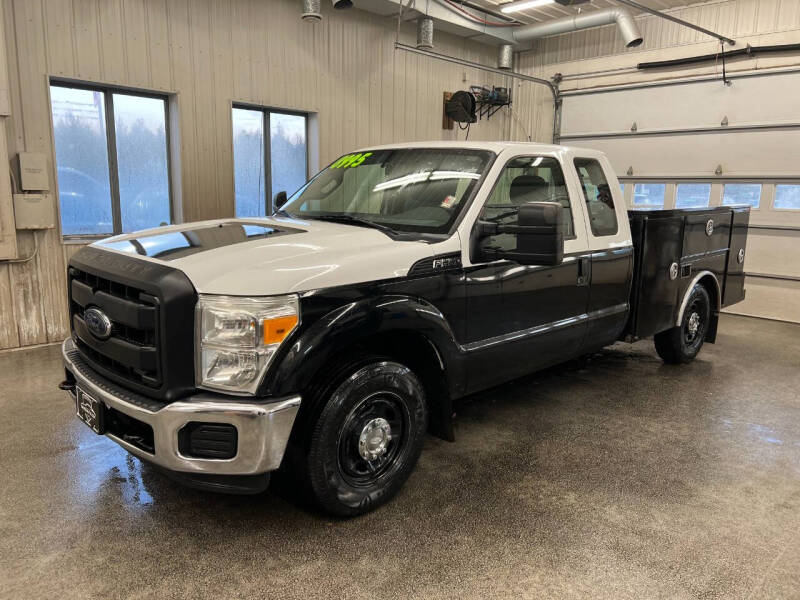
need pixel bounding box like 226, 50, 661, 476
13, 193, 54, 229
19, 152, 49, 191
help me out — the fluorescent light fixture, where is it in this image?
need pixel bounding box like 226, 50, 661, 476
500, 0, 555, 14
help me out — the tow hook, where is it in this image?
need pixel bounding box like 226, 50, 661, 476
59, 378, 76, 397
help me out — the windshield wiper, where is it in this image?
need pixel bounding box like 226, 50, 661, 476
309, 214, 397, 235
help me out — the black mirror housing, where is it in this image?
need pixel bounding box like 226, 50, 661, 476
474, 201, 564, 266
274, 191, 288, 210
515, 201, 564, 265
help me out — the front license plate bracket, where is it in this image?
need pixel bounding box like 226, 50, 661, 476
76, 387, 105, 435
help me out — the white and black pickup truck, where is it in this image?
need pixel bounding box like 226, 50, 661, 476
61, 142, 750, 516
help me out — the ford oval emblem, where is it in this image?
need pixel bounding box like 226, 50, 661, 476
84, 307, 113, 340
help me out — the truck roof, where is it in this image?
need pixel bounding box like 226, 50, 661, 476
355, 140, 605, 156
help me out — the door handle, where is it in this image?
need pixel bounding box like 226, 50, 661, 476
577, 257, 590, 287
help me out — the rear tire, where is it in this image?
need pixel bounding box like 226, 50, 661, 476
654, 283, 711, 364
303, 357, 428, 517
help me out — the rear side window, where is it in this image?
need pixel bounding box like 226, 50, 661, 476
574, 158, 618, 236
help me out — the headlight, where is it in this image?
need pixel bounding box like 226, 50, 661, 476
195, 295, 299, 394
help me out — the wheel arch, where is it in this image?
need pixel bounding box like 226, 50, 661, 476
264, 295, 464, 441
675, 270, 720, 343
354, 330, 455, 441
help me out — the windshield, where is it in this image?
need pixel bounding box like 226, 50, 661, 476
282, 148, 494, 233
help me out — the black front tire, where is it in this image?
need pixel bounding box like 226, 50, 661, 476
304, 358, 428, 517
654, 283, 711, 364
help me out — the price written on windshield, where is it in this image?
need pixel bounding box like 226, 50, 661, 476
330, 152, 373, 169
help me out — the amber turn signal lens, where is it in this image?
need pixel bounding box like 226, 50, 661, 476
262, 315, 298, 345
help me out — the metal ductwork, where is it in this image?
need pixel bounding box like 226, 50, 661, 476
417, 17, 434, 48
512, 7, 643, 48
301, 0, 322, 21
498, 44, 513, 70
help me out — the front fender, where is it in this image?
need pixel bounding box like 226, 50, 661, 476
261, 294, 465, 400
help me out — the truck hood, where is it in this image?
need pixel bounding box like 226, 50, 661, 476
92, 218, 448, 295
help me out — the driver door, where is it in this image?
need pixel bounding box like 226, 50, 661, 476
463, 153, 591, 393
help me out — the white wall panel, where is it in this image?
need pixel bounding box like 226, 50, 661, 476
746, 230, 800, 278
565, 129, 800, 178
561, 71, 800, 136
726, 276, 800, 323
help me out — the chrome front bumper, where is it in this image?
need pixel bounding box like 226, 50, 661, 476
62, 338, 300, 476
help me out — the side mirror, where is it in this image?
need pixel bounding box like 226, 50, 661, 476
273, 190, 288, 210
473, 201, 564, 266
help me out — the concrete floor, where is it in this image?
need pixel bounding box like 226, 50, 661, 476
1, 314, 799, 599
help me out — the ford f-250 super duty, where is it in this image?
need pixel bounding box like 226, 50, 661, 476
60, 142, 750, 516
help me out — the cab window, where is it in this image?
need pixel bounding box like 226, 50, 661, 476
574, 158, 618, 237
479, 156, 574, 254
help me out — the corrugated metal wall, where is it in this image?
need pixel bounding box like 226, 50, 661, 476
0, 0, 520, 351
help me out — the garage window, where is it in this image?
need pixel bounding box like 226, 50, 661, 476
774, 185, 800, 210
675, 183, 711, 208
722, 183, 761, 208
232, 106, 307, 217
50, 82, 172, 237
633, 183, 665, 209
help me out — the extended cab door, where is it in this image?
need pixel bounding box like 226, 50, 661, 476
571, 154, 634, 350
459, 150, 592, 393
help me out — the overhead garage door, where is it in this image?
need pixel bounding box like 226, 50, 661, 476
559, 69, 800, 323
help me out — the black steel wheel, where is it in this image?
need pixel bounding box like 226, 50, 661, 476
337, 391, 408, 487
682, 294, 708, 350
654, 283, 712, 364
304, 358, 427, 517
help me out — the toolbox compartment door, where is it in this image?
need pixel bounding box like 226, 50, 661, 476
627, 212, 684, 339
681, 210, 731, 258
722, 207, 750, 307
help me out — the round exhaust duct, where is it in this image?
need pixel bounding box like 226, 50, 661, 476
417, 17, 434, 49
498, 44, 513, 70
301, 0, 322, 21
512, 7, 643, 49
615, 9, 644, 47
331, 0, 352, 8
